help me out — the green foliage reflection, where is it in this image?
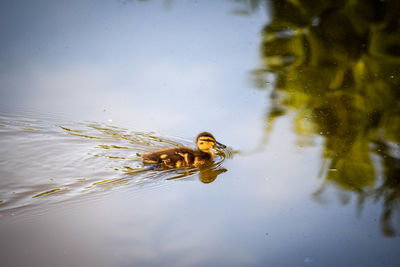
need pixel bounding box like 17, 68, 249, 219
253, 0, 400, 236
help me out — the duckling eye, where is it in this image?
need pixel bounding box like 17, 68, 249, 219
199, 142, 204, 145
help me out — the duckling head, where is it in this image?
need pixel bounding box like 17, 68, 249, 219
196, 132, 226, 153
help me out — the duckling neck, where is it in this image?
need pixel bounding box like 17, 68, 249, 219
199, 149, 214, 159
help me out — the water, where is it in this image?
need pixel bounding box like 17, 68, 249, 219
1, 1, 400, 266
0, 112, 229, 213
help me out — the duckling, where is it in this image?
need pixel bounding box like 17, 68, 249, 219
141, 132, 226, 169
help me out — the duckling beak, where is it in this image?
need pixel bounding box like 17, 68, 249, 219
214, 141, 226, 149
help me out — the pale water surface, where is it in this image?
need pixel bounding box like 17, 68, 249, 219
1, 1, 400, 267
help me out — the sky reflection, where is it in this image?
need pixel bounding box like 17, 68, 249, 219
0, 0, 267, 143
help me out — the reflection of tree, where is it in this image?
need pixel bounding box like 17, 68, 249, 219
250, 0, 400, 236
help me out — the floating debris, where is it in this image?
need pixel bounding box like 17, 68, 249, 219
22, 128, 40, 131
33, 188, 63, 198
92, 178, 117, 185
98, 144, 129, 149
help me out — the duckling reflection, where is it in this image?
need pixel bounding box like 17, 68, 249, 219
141, 132, 226, 169
163, 163, 227, 183
198, 163, 227, 183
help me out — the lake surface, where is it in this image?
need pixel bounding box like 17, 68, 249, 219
1, 1, 400, 266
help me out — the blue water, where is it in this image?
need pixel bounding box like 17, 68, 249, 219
1, 1, 399, 266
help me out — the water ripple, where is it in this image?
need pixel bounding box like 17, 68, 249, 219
0, 113, 228, 215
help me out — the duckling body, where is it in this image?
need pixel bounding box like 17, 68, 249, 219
141, 147, 211, 168
141, 132, 225, 169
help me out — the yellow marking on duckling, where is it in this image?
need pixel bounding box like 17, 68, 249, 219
197, 139, 215, 152
177, 152, 190, 165
160, 154, 168, 159
143, 159, 158, 164
163, 159, 174, 168
176, 160, 182, 168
